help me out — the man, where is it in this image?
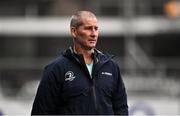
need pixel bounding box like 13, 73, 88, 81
31, 11, 128, 115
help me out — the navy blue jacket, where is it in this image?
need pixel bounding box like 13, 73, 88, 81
31, 47, 128, 115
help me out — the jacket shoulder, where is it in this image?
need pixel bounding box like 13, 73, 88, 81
44, 55, 67, 71
41, 55, 68, 83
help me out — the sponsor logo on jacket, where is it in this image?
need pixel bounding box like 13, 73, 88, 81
101, 72, 112, 76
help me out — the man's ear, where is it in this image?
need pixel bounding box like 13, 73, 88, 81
70, 27, 77, 38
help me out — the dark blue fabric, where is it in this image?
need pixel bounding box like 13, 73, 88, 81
31, 47, 128, 115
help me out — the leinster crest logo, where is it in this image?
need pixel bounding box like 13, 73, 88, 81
65, 71, 76, 81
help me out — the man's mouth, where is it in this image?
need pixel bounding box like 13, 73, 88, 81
88, 39, 96, 42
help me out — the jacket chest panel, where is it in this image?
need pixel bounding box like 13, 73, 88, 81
61, 66, 90, 99
61, 65, 115, 99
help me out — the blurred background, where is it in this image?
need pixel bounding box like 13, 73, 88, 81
0, 0, 180, 115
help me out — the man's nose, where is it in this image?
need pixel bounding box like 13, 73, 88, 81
91, 29, 98, 37
91, 32, 97, 38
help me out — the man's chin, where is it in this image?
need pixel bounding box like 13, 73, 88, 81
86, 46, 95, 50
89, 44, 96, 48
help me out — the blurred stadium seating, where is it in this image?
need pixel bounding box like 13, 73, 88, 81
0, 0, 180, 115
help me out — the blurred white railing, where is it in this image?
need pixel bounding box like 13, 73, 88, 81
0, 17, 180, 36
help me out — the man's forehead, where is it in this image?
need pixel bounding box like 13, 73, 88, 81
80, 15, 97, 21
80, 20, 98, 27
80, 16, 97, 23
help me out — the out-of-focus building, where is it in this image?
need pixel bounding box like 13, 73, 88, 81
0, 0, 180, 115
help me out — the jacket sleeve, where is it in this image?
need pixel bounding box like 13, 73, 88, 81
31, 65, 62, 115
112, 63, 129, 115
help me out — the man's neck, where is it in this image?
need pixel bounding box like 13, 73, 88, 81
73, 46, 94, 64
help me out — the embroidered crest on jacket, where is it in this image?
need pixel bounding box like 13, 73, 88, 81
65, 71, 76, 81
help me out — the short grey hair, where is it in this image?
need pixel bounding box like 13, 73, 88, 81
70, 11, 97, 28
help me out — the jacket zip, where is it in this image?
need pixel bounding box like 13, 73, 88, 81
92, 78, 98, 113
91, 57, 98, 113
70, 48, 101, 113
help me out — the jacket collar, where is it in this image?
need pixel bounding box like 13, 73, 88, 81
62, 46, 114, 64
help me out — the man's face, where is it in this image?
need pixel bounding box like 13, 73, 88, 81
71, 17, 99, 50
